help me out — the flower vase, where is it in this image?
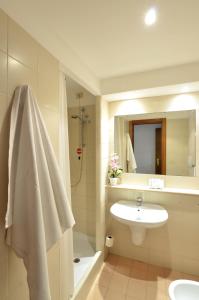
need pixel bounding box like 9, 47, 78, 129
109, 177, 118, 186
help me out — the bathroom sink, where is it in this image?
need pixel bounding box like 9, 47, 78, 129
110, 200, 168, 245
110, 200, 168, 228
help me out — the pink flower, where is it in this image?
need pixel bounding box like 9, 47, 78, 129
110, 162, 117, 168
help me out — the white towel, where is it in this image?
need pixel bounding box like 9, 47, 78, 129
5, 85, 75, 300
126, 133, 137, 173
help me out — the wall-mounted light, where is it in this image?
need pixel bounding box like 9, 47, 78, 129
181, 86, 190, 93
144, 7, 157, 26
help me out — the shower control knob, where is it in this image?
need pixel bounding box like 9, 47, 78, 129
76, 148, 82, 155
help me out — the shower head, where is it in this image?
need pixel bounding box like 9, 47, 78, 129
71, 114, 82, 121
71, 107, 89, 124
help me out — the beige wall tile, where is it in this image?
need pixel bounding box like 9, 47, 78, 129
72, 195, 96, 212
8, 250, 29, 300
182, 257, 199, 276
87, 181, 96, 198
0, 228, 8, 300
72, 181, 87, 198
48, 243, 60, 300
37, 48, 59, 110
0, 113, 8, 299
88, 220, 95, 236
8, 56, 37, 97
40, 107, 60, 158
0, 10, 67, 300
148, 249, 172, 269
37, 46, 58, 74
86, 155, 96, 183
0, 9, 7, 53
0, 93, 9, 226
0, 51, 7, 94
108, 188, 130, 202
8, 18, 38, 69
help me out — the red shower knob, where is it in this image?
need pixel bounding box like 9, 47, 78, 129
76, 148, 82, 155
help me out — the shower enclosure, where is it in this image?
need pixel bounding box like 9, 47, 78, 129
66, 77, 97, 288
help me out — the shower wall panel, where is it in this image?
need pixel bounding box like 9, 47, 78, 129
68, 104, 96, 238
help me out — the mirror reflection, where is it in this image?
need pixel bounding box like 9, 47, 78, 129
114, 110, 196, 177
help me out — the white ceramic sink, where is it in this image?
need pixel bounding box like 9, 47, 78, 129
110, 200, 168, 245
110, 200, 168, 228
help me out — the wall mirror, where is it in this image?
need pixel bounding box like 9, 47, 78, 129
114, 110, 196, 177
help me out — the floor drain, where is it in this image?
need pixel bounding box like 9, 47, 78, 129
73, 257, 80, 263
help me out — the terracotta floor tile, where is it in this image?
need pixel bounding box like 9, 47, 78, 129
100, 261, 114, 272
105, 254, 119, 265
87, 254, 199, 300
103, 254, 119, 273
117, 255, 134, 266
126, 296, 142, 300
105, 289, 126, 300
87, 284, 107, 300
146, 285, 169, 300
130, 260, 148, 280
114, 259, 132, 276
166, 270, 184, 281
96, 270, 113, 288
126, 277, 147, 299
101, 262, 115, 274
147, 264, 170, 280
181, 272, 199, 281
132, 260, 148, 272
109, 273, 129, 294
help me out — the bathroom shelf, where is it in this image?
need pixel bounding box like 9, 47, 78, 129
106, 184, 199, 196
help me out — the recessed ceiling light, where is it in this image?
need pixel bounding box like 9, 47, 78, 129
145, 7, 157, 26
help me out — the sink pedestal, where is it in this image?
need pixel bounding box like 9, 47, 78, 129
130, 226, 146, 245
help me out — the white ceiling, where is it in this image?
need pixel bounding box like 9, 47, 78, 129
103, 81, 199, 101
1, 0, 199, 80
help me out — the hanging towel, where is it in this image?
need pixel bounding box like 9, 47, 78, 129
126, 133, 137, 173
5, 85, 75, 300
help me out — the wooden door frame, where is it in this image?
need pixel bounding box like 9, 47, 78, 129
129, 118, 166, 175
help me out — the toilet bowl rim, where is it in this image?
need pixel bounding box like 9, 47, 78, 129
169, 279, 199, 299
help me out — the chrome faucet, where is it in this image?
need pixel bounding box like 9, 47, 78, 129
136, 196, 143, 207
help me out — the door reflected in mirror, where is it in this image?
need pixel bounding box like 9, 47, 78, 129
114, 110, 196, 177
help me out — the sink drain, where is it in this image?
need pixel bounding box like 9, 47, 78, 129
73, 257, 80, 263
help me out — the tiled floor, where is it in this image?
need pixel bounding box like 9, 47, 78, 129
86, 254, 199, 300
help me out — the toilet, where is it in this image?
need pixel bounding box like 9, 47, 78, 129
169, 280, 199, 300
